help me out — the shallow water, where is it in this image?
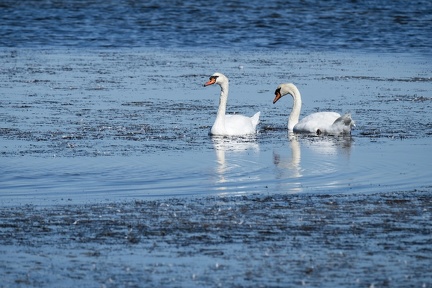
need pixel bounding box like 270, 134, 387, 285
1, 135, 431, 206
0, 49, 431, 205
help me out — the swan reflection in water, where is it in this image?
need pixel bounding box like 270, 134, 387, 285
273, 132, 353, 192
212, 136, 260, 193
273, 132, 302, 179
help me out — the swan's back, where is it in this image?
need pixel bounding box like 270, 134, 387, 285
218, 112, 260, 136
293, 112, 354, 135
293, 111, 340, 134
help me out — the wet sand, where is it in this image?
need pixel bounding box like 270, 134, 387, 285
1, 191, 431, 287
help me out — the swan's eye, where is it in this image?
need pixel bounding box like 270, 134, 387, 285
210, 76, 219, 81
275, 87, 281, 95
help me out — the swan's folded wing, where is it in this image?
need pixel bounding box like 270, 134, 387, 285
294, 112, 340, 133
224, 114, 260, 135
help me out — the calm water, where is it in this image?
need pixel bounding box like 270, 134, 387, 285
0, 0, 431, 53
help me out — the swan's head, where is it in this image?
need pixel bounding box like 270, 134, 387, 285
273, 83, 299, 104
204, 72, 228, 87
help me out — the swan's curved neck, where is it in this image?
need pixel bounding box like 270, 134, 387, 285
210, 81, 229, 135
288, 87, 302, 130
216, 81, 229, 119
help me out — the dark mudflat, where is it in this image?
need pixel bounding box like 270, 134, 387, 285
1, 191, 430, 287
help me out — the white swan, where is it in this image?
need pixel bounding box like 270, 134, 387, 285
204, 72, 260, 136
273, 83, 354, 135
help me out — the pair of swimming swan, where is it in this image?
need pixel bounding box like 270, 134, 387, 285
204, 72, 355, 136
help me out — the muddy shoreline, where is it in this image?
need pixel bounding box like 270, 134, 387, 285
1, 190, 431, 287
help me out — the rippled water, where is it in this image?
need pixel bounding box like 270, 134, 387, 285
0, 49, 431, 205
1, 0, 431, 53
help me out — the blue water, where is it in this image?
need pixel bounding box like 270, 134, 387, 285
0, 4, 431, 287
0, 0, 431, 53
0, 1, 431, 205
1, 136, 430, 206
0, 48, 431, 205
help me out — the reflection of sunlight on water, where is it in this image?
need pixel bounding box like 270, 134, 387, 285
212, 136, 260, 194
272, 132, 354, 193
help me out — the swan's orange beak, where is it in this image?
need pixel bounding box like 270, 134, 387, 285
273, 90, 282, 104
203, 77, 217, 87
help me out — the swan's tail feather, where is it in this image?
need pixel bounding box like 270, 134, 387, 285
251, 111, 261, 127
333, 113, 354, 126
331, 113, 355, 134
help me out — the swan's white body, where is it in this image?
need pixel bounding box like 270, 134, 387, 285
204, 72, 260, 136
273, 83, 354, 135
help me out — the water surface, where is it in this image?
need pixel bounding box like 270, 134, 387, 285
1, 0, 431, 53
0, 49, 431, 205
1, 2, 431, 286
